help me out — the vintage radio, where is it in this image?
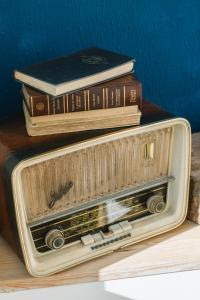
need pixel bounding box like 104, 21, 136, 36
0, 101, 191, 277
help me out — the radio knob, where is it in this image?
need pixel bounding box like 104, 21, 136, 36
45, 229, 65, 250
146, 195, 166, 214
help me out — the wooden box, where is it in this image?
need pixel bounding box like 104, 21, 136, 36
187, 133, 200, 223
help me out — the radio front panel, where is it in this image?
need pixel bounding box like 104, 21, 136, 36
11, 118, 191, 277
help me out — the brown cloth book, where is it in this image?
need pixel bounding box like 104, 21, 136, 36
22, 74, 142, 117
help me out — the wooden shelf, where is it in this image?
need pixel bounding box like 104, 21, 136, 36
1, 220, 200, 292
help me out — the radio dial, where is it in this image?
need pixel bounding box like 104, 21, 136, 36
45, 229, 65, 250
147, 195, 166, 214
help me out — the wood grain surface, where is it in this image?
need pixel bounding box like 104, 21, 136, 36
0, 220, 200, 293
187, 132, 200, 223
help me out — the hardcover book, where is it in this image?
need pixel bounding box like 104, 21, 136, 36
22, 74, 142, 117
15, 47, 135, 96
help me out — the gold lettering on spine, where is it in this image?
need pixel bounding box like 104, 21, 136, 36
84, 91, 87, 111
106, 88, 108, 108
115, 88, 121, 106
71, 94, 75, 111
63, 95, 66, 113
111, 91, 114, 106
30, 97, 34, 116
66, 94, 69, 112
103, 88, 105, 108
123, 86, 126, 106
87, 90, 90, 110
47, 95, 50, 115
130, 89, 137, 103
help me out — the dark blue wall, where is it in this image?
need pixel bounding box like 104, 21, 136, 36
1, 0, 200, 131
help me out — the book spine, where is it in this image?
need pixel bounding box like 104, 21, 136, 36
26, 82, 142, 117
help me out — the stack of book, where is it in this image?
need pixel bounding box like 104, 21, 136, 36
14, 47, 142, 136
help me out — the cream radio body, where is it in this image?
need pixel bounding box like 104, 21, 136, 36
0, 103, 191, 277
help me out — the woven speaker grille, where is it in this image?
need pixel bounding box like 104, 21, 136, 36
21, 127, 172, 222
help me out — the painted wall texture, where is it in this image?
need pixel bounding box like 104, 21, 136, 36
1, 0, 200, 131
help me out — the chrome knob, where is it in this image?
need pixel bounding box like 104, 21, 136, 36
146, 195, 166, 214
45, 229, 65, 250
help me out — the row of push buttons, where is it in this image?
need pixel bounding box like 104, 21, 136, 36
81, 220, 132, 246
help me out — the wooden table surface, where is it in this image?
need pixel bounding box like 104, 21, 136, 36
0, 220, 200, 293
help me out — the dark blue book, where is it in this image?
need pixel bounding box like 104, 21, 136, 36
14, 47, 135, 96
